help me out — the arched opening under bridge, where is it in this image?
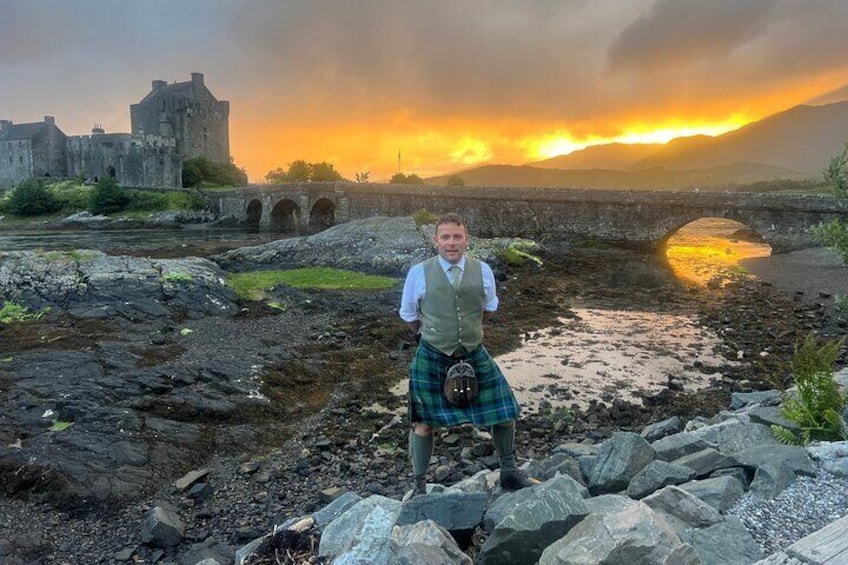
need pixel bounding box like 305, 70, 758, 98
308, 198, 336, 233
245, 199, 262, 228
662, 217, 772, 287
270, 199, 301, 233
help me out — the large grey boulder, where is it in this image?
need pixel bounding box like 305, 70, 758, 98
678, 476, 746, 512
672, 447, 740, 477
214, 216, 431, 276
538, 501, 691, 565
318, 495, 402, 563
626, 460, 696, 499
396, 491, 488, 532
641, 416, 684, 442
478, 474, 589, 565
642, 485, 723, 533
588, 432, 656, 494
690, 420, 779, 454
679, 517, 764, 564
0, 250, 237, 319
730, 390, 781, 410
733, 445, 815, 477
652, 432, 715, 462
389, 520, 472, 565
140, 506, 185, 549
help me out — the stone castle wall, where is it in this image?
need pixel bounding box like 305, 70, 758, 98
1, 73, 229, 190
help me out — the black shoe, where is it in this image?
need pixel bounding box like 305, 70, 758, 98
500, 469, 539, 491
412, 477, 427, 496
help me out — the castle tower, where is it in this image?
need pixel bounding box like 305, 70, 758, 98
129, 72, 230, 163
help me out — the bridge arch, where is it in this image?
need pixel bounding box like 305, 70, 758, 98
309, 197, 336, 232
245, 199, 262, 227
270, 199, 301, 233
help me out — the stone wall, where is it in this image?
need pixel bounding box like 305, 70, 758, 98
67, 133, 182, 188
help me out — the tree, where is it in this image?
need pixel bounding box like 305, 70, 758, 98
390, 172, 425, 185
182, 157, 248, 188
446, 174, 466, 187
4, 179, 59, 216
355, 171, 370, 183
89, 176, 129, 214
265, 160, 344, 183
310, 161, 344, 182
813, 142, 848, 263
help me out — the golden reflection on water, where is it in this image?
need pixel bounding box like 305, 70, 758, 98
665, 218, 772, 286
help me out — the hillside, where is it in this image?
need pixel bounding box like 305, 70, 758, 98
427, 161, 807, 191
528, 143, 662, 170
633, 100, 848, 175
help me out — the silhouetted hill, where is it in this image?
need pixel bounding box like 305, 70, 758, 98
632, 101, 848, 175
427, 161, 806, 191
528, 143, 662, 170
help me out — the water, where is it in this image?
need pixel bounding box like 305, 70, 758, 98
0, 226, 284, 257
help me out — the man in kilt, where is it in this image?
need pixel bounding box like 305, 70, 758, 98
399, 213, 535, 495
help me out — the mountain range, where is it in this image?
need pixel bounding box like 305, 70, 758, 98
427, 100, 848, 191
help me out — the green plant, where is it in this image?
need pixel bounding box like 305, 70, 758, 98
0, 302, 48, 324
5, 179, 60, 216
446, 174, 466, 187
89, 176, 129, 214
411, 209, 439, 227
771, 334, 847, 445
813, 141, 848, 263
500, 242, 543, 266
49, 421, 74, 432
183, 157, 248, 188
835, 294, 848, 312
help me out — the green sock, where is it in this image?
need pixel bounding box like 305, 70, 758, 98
492, 422, 517, 471
409, 431, 433, 479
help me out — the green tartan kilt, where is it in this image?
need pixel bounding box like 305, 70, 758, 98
409, 340, 521, 427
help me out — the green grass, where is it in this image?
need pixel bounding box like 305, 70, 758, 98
227, 268, 399, 300
0, 302, 49, 324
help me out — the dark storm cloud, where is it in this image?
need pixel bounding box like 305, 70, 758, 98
224, 0, 633, 120
607, 0, 779, 72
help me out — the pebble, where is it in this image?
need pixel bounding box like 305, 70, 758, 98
727, 465, 848, 555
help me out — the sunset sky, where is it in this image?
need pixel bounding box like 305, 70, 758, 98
2, 0, 847, 182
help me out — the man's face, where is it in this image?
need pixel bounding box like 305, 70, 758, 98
435, 222, 468, 264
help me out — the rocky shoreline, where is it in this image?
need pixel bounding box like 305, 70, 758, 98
1, 217, 847, 564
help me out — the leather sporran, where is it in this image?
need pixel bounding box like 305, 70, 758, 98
443, 361, 478, 407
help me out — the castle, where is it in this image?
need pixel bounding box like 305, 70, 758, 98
0, 72, 229, 190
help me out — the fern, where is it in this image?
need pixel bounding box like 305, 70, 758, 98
771, 425, 802, 445
772, 334, 847, 445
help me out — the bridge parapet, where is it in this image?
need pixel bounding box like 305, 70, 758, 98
202, 183, 848, 253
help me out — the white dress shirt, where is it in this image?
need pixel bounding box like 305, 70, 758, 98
399, 255, 498, 322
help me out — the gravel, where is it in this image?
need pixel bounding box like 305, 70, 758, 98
727, 463, 848, 555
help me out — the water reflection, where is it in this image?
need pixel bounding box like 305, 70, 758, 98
388, 308, 735, 414
665, 218, 771, 286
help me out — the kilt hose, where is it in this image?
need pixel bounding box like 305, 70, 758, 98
409, 339, 521, 427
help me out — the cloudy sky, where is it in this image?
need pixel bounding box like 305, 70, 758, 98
2, 0, 847, 182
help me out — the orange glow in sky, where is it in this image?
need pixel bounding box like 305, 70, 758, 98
233, 115, 755, 183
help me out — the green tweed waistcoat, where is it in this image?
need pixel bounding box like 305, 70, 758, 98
420, 256, 485, 355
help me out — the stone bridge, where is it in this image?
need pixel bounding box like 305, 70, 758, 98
203, 182, 848, 253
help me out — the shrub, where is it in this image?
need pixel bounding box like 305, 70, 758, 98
89, 176, 129, 214
183, 157, 248, 188
446, 174, 466, 187
771, 334, 847, 445
5, 179, 60, 216
411, 209, 439, 226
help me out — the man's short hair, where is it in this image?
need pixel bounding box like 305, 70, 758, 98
436, 213, 468, 232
